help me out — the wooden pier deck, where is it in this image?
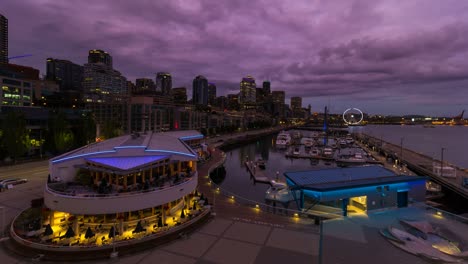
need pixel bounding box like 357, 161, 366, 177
244, 161, 271, 183
358, 134, 468, 199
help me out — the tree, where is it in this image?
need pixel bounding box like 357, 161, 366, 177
74, 111, 96, 147
101, 119, 122, 140
1, 111, 30, 162
47, 111, 74, 154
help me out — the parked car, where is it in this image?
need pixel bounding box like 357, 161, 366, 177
0, 178, 28, 188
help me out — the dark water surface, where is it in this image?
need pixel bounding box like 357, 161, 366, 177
219, 133, 336, 204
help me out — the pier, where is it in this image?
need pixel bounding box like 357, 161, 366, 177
357, 133, 468, 199
244, 161, 271, 183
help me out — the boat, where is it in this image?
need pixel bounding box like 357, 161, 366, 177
345, 137, 354, 145
336, 152, 366, 166
293, 147, 300, 155
256, 159, 266, 169
301, 137, 314, 147
265, 181, 294, 203
275, 131, 292, 148
383, 227, 460, 263
425, 181, 441, 193
310, 148, 320, 158
339, 139, 347, 147
322, 147, 333, 157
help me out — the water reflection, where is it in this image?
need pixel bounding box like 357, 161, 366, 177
220, 133, 335, 204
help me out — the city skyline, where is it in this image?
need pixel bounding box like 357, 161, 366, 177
2, 0, 468, 115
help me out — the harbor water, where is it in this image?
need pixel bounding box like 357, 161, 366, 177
349, 125, 468, 169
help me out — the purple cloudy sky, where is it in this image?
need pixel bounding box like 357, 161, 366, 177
3, 0, 468, 115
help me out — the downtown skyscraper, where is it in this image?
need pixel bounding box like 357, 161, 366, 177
192, 75, 208, 105
156, 72, 172, 95
0, 14, 8, 64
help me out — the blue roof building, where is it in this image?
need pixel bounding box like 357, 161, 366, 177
284, 165, 426, 216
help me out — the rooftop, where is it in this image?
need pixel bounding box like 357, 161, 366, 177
51, 130, 203, 164
284, 165, 426, 191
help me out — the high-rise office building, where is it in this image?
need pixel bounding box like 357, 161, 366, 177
172, 87, 187, 105
46, 58, 83, 92
88, 49, 113, 68
135, 78, 156, 94
208, 83, 216, 105
272, 91, 285, 117
291, 97, 302, 111
240, 75, 256, 109
83, 50, 127, 103
192, 75, 208, 105
262, 81, 270, 95
0, 14, 7, 64
156, 72, 172, 95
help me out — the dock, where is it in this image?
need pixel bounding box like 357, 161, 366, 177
357, 134, 468, 199
244, 161, 271, 183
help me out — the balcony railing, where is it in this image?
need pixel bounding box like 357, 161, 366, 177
46, 171, 197, 199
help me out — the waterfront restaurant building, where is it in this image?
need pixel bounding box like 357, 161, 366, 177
12, 130, 208, 250
284, 166, 426, 216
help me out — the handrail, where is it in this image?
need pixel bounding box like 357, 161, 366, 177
10, 208, 211, 251
45, 172, 197, 199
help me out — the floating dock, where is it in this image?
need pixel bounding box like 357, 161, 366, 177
244, 161, 271, 183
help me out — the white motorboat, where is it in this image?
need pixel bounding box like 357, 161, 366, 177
322, 147, 333, 157
265, 181, 294, 203
336, 152, 366, 166
301, 137, 314, 147
276, 131, 292, 148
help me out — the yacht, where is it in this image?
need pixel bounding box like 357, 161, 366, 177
301, 137, 314, 147
265, 181, 294, 203
275, 131, 292, 148
336, 152, 366, 166
322, 147, 333, 157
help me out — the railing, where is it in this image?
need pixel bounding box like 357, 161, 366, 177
46, 172, 197, 199
10, 207, 211, 252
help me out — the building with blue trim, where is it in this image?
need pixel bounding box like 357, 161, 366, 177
284, 165, 426, 216
33, 130, 207, 248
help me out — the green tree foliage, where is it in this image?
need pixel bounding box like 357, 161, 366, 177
1, 111, 30, 161
46, 111, 75, 154
101, 119, 122, 140
74, 111, 96, 147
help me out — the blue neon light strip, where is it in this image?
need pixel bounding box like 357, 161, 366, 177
114, 146, 147, 149
52, 150, 117, 164
145, 149, 196, 157
179, 134, 204, 140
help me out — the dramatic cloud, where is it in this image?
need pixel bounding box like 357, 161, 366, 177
3, 0, 468, 115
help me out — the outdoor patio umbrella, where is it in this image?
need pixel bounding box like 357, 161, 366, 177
108, 225, 118, 238
85, 227, 95, 239
43, 224, 53, 236
133, 221, 144, 233
64, 226, 75, 238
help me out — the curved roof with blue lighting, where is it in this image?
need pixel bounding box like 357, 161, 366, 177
51, 130, 203, 164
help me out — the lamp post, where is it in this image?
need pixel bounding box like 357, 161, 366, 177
440, 147, 445, 177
